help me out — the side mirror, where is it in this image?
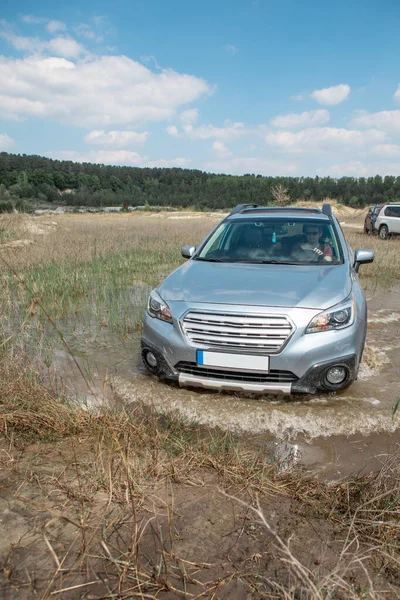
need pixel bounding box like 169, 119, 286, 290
354, 249, 375, 273
181, 245, 196, 259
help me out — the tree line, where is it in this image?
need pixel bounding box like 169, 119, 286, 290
0, 151, 398, 212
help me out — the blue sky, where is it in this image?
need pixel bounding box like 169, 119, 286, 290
1, 0, 400, 176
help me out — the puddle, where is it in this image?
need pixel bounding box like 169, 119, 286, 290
37, 283, 400, 481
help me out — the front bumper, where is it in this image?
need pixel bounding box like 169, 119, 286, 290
141, 303, 365, 395
141, 337, 357, 394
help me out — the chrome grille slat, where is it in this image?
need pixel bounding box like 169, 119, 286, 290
184, 314, 288, 326
189, 333, 286, 344
181, 311, 293, 353
184, 324, 291, 336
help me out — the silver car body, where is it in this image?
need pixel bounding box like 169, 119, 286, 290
141, 205, 374, 395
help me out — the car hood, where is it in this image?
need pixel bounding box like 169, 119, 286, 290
159, 260, 352, 310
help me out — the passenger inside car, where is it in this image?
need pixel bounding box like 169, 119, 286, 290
234, 225, 273, 259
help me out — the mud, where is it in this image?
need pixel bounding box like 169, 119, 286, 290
44, 282, 400, 482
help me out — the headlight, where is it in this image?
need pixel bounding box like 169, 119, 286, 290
147, 290, 173, 324
306, 295, 356, 334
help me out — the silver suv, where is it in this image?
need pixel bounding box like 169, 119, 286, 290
374, 203, 400, 239
141, 204, 375, 395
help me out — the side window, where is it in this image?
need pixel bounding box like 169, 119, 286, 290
392, 206, 400, 218
200, 223, 229, 256
384, 206, 400, 217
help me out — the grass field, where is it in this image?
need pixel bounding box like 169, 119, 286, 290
1, 209, 400, 599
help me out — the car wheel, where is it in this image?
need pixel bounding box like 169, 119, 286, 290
379, 225, 390, 240
363, 224, 369, 234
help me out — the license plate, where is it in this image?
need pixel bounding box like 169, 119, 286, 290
197, 350, 269, 372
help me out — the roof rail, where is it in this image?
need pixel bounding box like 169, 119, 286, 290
240, 206, 321, 214
228, 203, 261, 216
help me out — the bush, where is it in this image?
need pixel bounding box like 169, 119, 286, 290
0, 200, 14, 213
14, 198, 29, 212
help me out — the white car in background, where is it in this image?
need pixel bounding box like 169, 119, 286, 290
374, 203, 400, 239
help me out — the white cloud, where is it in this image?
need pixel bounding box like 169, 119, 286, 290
265, 127, 385, 153
182, 120, 250, 140
92, 16, 107, 29
47, 150, 191, 168
21, 15, 44, 25
311, 84, 350, 106
46, 20, 67, 34
271, 109, 330, 129
0, 53, 211, 127
290, 94, 303, 101
146, 157, 191, 168
74, 23, 103, 42
225, 44, 238, 55
84, 130, 149, 147
351, 110, 400, 135
165, 120, 250, 140
212, 140, 232, 158
46, 36, 84, 59
0, 133, 15, 150
74, 24, 96, 40
368, 143, 400, 157
318, 160, 400, 177
141, 54, 161, 70
0, 30, 41, 53
166, 125, 179, 136
0, 28, 85, 58
179, 108, 198, 125
204, 157, 299, 176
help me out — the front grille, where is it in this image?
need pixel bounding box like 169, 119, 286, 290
176, 362, 298, 384
181, 311, 293, 353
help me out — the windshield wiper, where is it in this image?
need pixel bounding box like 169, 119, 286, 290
235, 259, 297, 264
194, 257, 226, 262
257, 260, 299, 265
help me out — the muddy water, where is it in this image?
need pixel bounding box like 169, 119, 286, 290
54, 284, 400, 481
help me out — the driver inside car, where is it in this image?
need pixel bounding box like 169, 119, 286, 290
293, 224, 333, 261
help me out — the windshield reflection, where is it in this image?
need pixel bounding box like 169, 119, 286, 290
197, 218, 342, 265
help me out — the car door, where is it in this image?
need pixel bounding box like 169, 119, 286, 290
384, 206, 396, 233
390, 206, 400, 233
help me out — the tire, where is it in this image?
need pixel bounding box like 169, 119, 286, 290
379, 225, 390, 240
363, 224, 369, 234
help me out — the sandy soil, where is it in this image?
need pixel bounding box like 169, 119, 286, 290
2, 435, 396, 600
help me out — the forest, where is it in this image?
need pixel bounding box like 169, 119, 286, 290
0, 151, 399, 212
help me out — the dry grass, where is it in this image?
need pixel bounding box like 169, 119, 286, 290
0, 212, 215, 269
344, 228, 400, 289
0, 358, 92, 440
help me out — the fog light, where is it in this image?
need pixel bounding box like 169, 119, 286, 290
326, 366, 347, 385
145, 351, 158, 369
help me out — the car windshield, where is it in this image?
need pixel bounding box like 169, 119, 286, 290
196, 217, 342, 264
